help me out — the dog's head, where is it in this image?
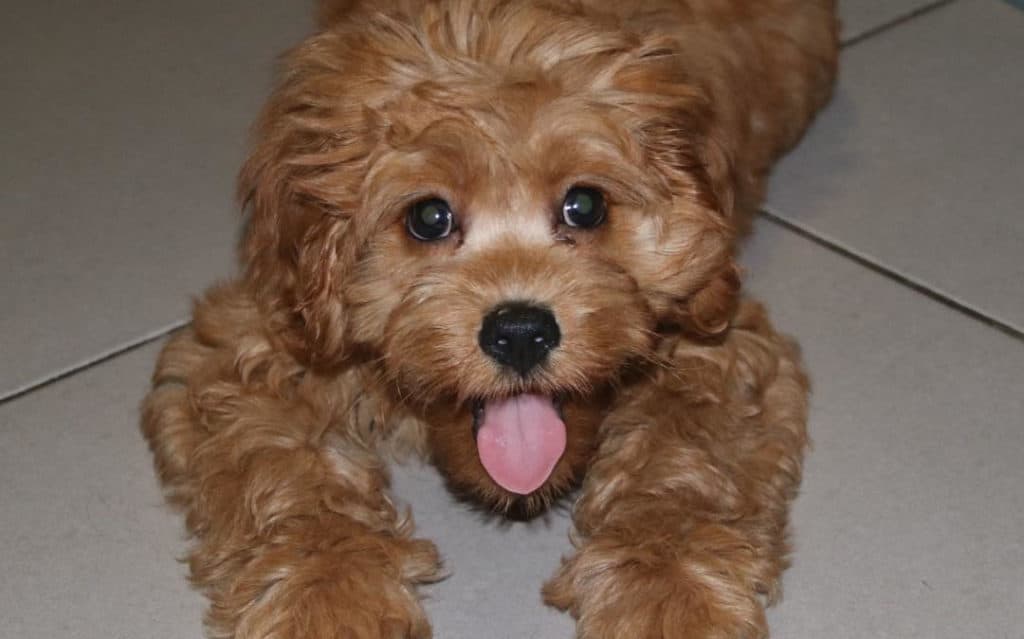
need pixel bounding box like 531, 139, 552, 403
240, 1, 740, 513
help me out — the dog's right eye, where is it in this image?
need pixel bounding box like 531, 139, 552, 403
406, 198, 455, 241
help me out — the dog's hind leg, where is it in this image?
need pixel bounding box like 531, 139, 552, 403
544, 300, 809, 639
142, 284, 441, 639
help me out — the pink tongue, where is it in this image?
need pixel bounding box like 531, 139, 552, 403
476, 394, 567, 495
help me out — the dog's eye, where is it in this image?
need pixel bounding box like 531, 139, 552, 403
407, 198, 455, 241
561, 187, 607, 229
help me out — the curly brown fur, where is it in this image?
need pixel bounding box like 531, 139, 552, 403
142, 1, 835, 637
543, 301, 809, 638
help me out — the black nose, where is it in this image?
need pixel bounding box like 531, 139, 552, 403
479, 302, 561, 376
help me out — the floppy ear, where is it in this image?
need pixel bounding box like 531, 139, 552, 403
238, 36, 374, 369
658, 150, 744, 339
239, 141, 354, 370
613, 43, 743, 338
647, 123, 742, 339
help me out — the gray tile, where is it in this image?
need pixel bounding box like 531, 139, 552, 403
3, 221, 1021, 639
744, 222, 1024, 639
391, 463, 576, 639
768, 0, 1024, 334
0, 342, 202, 639
839, 0, 941, 41
0, 1, 311, 399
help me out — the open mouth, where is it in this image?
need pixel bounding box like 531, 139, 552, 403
470, 394, 567, 496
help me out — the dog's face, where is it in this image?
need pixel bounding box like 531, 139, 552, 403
241, 3, 739, 513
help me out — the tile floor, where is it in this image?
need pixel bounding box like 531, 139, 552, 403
1, 1, 1021, 638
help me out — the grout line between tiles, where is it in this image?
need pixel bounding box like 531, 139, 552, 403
758, 209, 1024, 343
0, 320, 188, 406
841, 0, 959, 48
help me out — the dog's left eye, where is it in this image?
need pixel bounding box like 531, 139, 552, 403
406, 198, 455, 241
561, 186, 607, 229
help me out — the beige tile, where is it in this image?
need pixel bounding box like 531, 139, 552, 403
0, 1, 311, 398
768, 0, 1024, 334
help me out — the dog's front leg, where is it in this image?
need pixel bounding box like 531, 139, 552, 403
143, 321, 441, 639
544, 302, 809, 639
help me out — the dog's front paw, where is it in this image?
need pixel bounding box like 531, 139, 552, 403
543, 532, 769, 639
228, 577, 429, 639
207, 538, 439, 639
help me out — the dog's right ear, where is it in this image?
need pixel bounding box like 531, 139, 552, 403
609, 41, 745, 339
238, 35, 376, 370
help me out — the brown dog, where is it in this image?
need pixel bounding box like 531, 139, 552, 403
142, 1, 838, 637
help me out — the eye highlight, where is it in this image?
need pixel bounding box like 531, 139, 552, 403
406, 198, 455, 241
561, 186, 607, 229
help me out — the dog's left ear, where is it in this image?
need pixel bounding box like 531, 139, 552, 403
239, 143, 358, 370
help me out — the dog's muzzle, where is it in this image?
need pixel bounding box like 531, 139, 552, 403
478, 302, 560, 376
